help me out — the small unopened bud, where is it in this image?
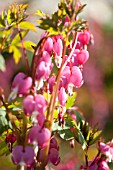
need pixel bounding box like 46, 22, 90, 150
70, 139, 75, 148
55, 56, 62, 68
68, 83, 74, 96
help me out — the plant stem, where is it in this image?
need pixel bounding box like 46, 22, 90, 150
17, 23, 29, 74
85, 153, 89, 170
85, 145, 89, 170
30, 37, 47, 86
43, 31, 78, 167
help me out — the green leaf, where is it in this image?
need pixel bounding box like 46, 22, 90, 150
53, 109, 59, 119
72, 110, 85, 124
0, 53, 6, 71
60, 2, 71, 18
76, 4, 87, 16
66, 92, 77, 109
89, 130, 102, 145
0, 108, 12, 135
37, 17, 57, 31
35, 10, 46, 17
16, 41, 36, 52
71, 20, 86, 32
20, 4, 28, 10
0, 17, 5, 27
19, 21, 36, 32
68, 32, 74, 43
80, 120, 89, 140
53, 121, 74, 140
11, 31, 28, 45
7, 9, 13, 25
0, 141, 10, 156
52, 122, 62, 132
0, 141, 6, 150
9, 46, 21, 64
59, 128, 74, 140
78, 130, 87, 150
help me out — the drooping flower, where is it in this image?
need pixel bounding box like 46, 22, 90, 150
28, 125, 51, 148
78, 30, 91, 45
35, 51, 53, 90
23, 94, 47, 116
12, 145, 35, 167
72, 49, 89, 65
53, 38, 63, 68
8, 72, 32, 101
58, 87, 67, 106
23, 94, 47, 126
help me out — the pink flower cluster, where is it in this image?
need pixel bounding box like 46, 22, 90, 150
8, 18, 91, 169
81, 140, 113, 170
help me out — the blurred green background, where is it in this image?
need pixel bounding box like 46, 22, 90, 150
0, 0, 113, 169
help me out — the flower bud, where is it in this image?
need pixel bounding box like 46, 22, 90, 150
70, 139, 75, 148
44, 37, 53, 53
49, 148, 60, 166
58, 87, 67, 106
70, 66, 83, 88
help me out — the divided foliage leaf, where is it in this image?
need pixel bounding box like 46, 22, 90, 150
66, 92, 77, 109
0, 108, 12, 135
0, 2, 36, 65
36, 0, 87, 36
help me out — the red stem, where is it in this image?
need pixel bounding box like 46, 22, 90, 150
17, 23, 29, 74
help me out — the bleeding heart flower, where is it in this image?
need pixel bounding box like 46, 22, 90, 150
12, 145, 35, 167
73, 49, 89, 65
28, 125, 51, 148
78, 30, 90, 45
48, 76, 56, 93
12, 73, 32, 95
50, 136, 59, 150
23, 94, 47, 116
70, 66, 83, 88
8, 73, 32, 101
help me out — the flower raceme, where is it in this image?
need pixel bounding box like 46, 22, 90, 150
8, 29, 91, 169
81, 140, 113, 170
99, 142, 113, 162
2, 1, 99, 170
